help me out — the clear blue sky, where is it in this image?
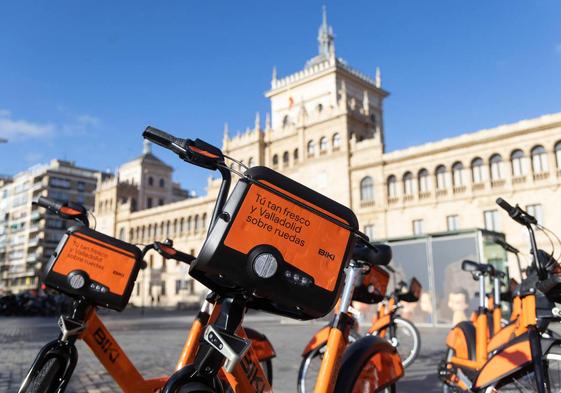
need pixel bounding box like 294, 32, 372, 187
1, 1, 560, 194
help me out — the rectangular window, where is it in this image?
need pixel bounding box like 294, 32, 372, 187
161, 281, 166, 296
364, 224, 375, 240
484, 210, 500, 232
412, 219, 424, 236
447, 215, 459, 231
49, 177, 71, 189
147, 197, 153, 208
526, 204, 543, 225
175, 280, 181, 295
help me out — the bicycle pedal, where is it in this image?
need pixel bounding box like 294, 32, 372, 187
203, 325, 250, 373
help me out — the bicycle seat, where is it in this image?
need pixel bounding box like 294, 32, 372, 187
352, 243, 392, 266
461, 260, 494, 275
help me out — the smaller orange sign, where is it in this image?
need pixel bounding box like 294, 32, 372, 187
53, 233, 136, 296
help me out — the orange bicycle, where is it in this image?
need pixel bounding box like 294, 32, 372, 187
143, 126, 404, 393
18, 197, 275, 393
298, 270, 421, 393
439, 197, 561, 392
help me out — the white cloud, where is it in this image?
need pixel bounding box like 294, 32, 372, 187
0, 109, 100, 141
0, 109, 55, 140
24, 152, 44, 163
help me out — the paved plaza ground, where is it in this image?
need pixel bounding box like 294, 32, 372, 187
0, 310, 446, 393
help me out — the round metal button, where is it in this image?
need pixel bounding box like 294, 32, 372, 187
68, 273, 86, 289
253, 253, 278, 279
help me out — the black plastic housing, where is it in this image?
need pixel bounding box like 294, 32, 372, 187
43, 226, 142, 311
190, 166, 359, 320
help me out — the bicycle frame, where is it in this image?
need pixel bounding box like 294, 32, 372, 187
20, 293, 275, 393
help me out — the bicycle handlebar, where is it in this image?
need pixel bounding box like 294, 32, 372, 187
33, 196, 89, 227
496, 197, 537, 226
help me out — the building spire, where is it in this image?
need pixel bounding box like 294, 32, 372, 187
318, 5, 335, 59
143, 139, 152, 155
375, 66, 382, 88
254, 112, 261, 130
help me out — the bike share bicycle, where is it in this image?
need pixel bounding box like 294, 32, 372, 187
440, 197, 561, 392
142, 126, 404, 393
298, 269, 421, 393
18, 198, 275, 393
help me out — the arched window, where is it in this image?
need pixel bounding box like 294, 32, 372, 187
332, 133, 341, 150
418, 169, 430, 193
471, 158, 484, 183
194, 214, 200, 232
307, 140, 315, 157
511, 150, 526, 177
387, 175, 398, 198
435, 165, 447, 189
201, 213, 207, 230
293, 148, 299, 163
555, 141, 561, 169
319, 137, 328, 153
403, 172, 414, 195
141, 225, 145, 240
360, 176, 374, 202
282, 151, 289, 166
317, 103, 323, 113
179, 218, 184, 234
159, 222, 164, 238
489, 154, 503, 180
129, 229, 134, 242
272, 154, 279, 167
136, 227, 140, 241
187, 216, 192, 232
247, 157, 254, 168
452, 162, 464, 187
148, 224, 152, 239
173, 219, 178, 235
531, 145, 548, 174
282, 115, 290, 128
148, 176, 154, 186
118, 227, 125, 241
159, 178, 165, 188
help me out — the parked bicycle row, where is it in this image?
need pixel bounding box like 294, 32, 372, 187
15, 126, 561, 392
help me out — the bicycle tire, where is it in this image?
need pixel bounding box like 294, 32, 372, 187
392, 317, 421, 368
297, 330, 360, 393
333, 335, 403, 393
24, 357, 63, 393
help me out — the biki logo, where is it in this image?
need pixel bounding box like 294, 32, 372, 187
93, 327, 120, 363
318, 248, 335, 261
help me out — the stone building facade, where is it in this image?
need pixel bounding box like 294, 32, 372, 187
94, 12, 561, 307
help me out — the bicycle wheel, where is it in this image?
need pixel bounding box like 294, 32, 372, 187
334, 335, 403, 393
487, 353, 561, 392
297, 331, 360, 393
23, 357, 63, 393
391, 317, 420, 368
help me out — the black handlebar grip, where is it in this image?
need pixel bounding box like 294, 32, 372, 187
143, 126, 176, 148
35, 196, 62, 211
496, 197, 515, 215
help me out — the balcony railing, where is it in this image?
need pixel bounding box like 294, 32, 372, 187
512, 176, 527, 185
472, 182, 485, 191
360, 200, 375, 208
387, 197, 399, 205
491, 179, 506, 188
418, 191, 431, 200
453, 185, 466, 194
403, 195, 414, 202
436, 189, 448, 197
533, 172, 549, 181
